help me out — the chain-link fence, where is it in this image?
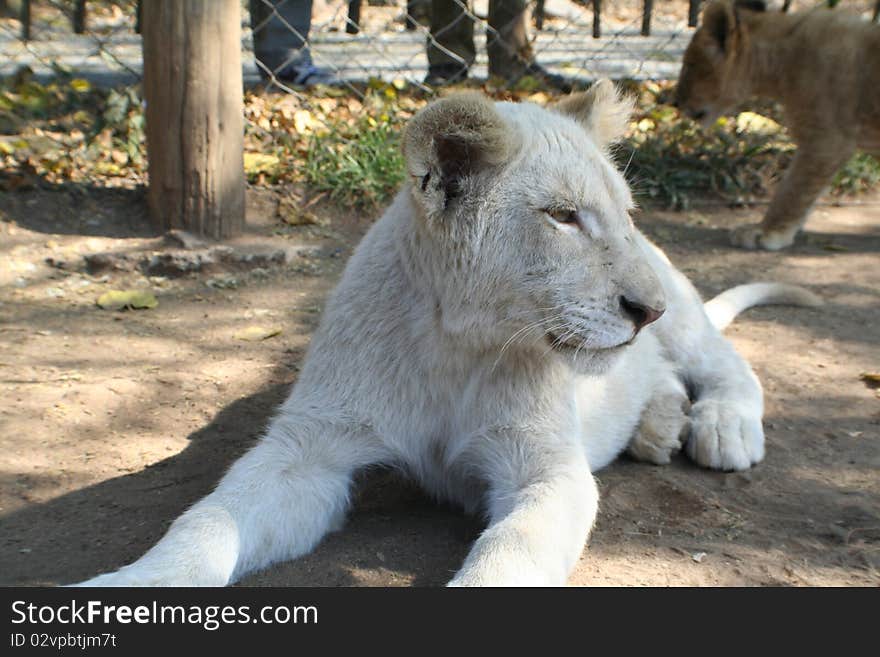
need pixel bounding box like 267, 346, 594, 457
0, 1, 141, 85
2, 1, 879, 223
2, 0, 876, 95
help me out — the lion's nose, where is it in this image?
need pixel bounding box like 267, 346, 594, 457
619, 295, 665, 333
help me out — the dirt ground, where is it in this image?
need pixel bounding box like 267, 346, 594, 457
1, 183, 878, 587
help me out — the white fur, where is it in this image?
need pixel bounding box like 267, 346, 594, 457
74, 84, 817, 587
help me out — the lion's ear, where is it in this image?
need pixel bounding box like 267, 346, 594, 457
402, 92, 513, 213
552, 79, 634, 148
702, 0, 737, 54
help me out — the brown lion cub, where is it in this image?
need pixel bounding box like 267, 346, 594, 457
675, 0, 880, 250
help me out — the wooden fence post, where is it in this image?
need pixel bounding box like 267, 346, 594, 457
641, 0, 653, 36
73, 0, 86, 33
20, 0, 30, 41
688, 0, 700, 27
592, 0, 601, 39
142, 0, 245, 239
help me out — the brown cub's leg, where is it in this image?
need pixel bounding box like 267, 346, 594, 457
730, 142, 854, 250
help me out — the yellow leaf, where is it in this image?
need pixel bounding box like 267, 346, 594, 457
735, 111, 782, 135
234, 326, 282, 341
293, 109, 318, 134
94, 161, 122, 176
860, 372, 880, 388
527, 92, 550, 105
69, 78, 91, 93
243, 152, 280, 176
0, 141, 13, 155
96, 290, 158, 310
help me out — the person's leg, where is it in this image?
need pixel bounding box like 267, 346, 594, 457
250, 0, 330, 84
486, 0, 532, 79
486, 0, 570, 90
426, 0, 476, 84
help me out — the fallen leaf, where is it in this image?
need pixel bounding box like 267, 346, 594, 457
293, 109, 319, 134
69, 78, 91, 93
110, 149, 128, 165
860, 372, 880, 389
96, 290, 158, 310
243, 152, 280, 177
234, 326, 282, 341
735, 111, 781, 135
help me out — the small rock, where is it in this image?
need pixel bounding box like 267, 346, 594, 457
206, 275, 239, 289
84, 252, 136, 274
691, 551, 707, 563
45, 257, 70, 270
143, 250, 218, 277
165, 229, 208, 250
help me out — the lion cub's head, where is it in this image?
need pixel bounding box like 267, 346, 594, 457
674, 0, 766, 126
400, 80, 665, 374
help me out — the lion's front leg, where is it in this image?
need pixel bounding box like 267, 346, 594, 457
627, 370, 690, 466
678, 330, 766, 472
730, 143, 853, 250
73, 415, 383, 586
449, 437, 597, 586
644, 259, 767, 472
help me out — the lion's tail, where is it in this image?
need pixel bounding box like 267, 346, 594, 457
704, 282, 823, 331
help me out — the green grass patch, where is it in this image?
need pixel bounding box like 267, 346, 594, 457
302, 110, 406, 208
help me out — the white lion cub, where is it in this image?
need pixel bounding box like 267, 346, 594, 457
76, 80, 818, 586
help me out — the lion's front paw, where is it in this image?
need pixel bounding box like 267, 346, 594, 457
729, 224, 796, 251
685, 400, 764, 471
628, 392, 690, 465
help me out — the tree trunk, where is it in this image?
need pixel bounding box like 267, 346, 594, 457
142, 0, 245, 239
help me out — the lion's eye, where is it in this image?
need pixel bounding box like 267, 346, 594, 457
546, 208, 579, 225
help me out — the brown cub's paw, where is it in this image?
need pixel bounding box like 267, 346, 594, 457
729, 224, 797, 251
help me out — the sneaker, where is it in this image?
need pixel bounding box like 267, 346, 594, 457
424, 65, 469, 87
269, 63, 338, 87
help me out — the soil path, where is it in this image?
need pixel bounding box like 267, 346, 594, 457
1, 187, 877, 586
